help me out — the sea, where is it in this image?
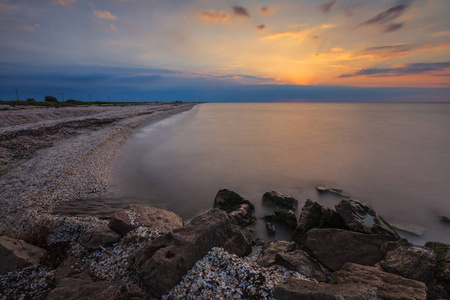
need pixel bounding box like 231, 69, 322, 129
112, 103, 450, 245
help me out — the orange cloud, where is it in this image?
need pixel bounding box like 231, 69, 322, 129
110, 24, 117, 31
198, 10, 230, 22
38, 0, 77, 5
93, 9, 117, 20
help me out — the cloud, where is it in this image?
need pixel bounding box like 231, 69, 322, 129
17, 24, 36, 32
93, 9, 117, 20
261, 6, 270, 15
256, 24, 266, 31
384, 22, 404, 33
361, 4, 409, 25
232, 6, 250, 17
360, 44, 413, 57
199, 10, 230, 22
110, 24, 117, 31
339, 62, 450, 78
37, 0, 77, 5
264, 25, 310, 41
319, 0, 338, 13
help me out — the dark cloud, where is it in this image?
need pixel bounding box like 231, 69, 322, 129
319, 0, 338, 13
339, 62, 450, 78
256, 24, 266, 30
261, 6, 270, 14
232, 6, 250, 17
361, 44, 412, 57
384, 22, 404, 32
361, 4, 409, 25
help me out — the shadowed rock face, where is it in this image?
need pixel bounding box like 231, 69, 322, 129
0, 235, 47, 274
256, 240, 296, 267
78, 226, 121, 251
274, 279, 379, 300
304, 228, 397, 271
332, 263, 427, 300
275, 250, 327, 282
335, 199, 399, 238
213, 188, 255, 227
130, 209, 251, 298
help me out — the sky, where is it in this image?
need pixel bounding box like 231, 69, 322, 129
0, 0, 449, 102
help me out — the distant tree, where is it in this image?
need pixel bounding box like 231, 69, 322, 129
45, 96, 58, 103
26, 98, 36, 102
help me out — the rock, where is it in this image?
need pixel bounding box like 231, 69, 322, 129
275, 250, 327, 282
380, 242, 436, 283
335, 199, 399, 238
332, 263, 427, 300
0, 235, 47, 274
425, 242, 450, 294
304, 228, 397, 271
256, 240, 295, 267
274, 208, 297, 229
108, 210, 134, 236
228, 203, 256, 227
55, 257, 92, 284
262, 191, 298, 210
292, 199, 344, 243
130, 209, 251, 298
439, 215, 450, 224
46, 278, 143, 300
391, 222, 425, 236
316, 186, 350, 197
266, 222, 276, 234
213, 188, 255, 212
274, 279, 379, 300
78, 226, 121, 251
108, 204, 183, 236
213, 188, 255, 227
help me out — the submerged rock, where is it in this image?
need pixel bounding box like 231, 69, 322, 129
335, 199, 399, 238
316, 186, 350, 197
391, 222, 425, 236
332, 263, 427, 300
262, 191, 298, 210
266, 222, 276, 235
108, 204, 183, 236
274, 208, 297, 229
0, 235, 47, 274
274, 279, 379, 300
275, 250, 327, 282
130, 209, 251, 298
304, 228, 397, 271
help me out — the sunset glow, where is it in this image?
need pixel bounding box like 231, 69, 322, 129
1, 0, 449, 101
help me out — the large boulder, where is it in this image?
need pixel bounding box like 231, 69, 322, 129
46, 278, 143, 300
275, 250, 327, 282
304, 228, 398, 271
213, 189, 255, 227
335, 199, 399, 238
256, 240, 296, 267
130, 209, 251, 298
108, 204, 183, 236
292, 199, 344, 243
380, 241, 436, 283
274, 279, 379, 300
425, 242, 450, 294
262, 191, 298, 210
0, 235, 47, 274
332, 263, 427, 300
78, 226, 121, 251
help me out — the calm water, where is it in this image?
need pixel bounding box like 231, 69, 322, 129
112, 103, 450, 244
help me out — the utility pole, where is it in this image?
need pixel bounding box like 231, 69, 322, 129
61, 93, 64, 102
15, 89, 19, 101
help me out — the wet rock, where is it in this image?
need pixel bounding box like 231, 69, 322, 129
256, 240, 295, 267
380, 241, 436, 283
46, 278, 144, 300
439, 215, 450, 224
292, 199, 344, 243
275, 250, 327, 282
316, 186, 350, 197
332, 263, 427, 300
0, 235, 47, 274
274, 279, 379, 300
213, 189, 255, 227
266, 222, 276, 235
425, 241, 450, 294
108, 204, 183, 236
304, 228, 397, 271
228, 203, 256, 227
335, 199, 399, 238
274, 208, 297, 229
262, 191, 298, 210
130, 209, 251, 298
78, 225, 121, 251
